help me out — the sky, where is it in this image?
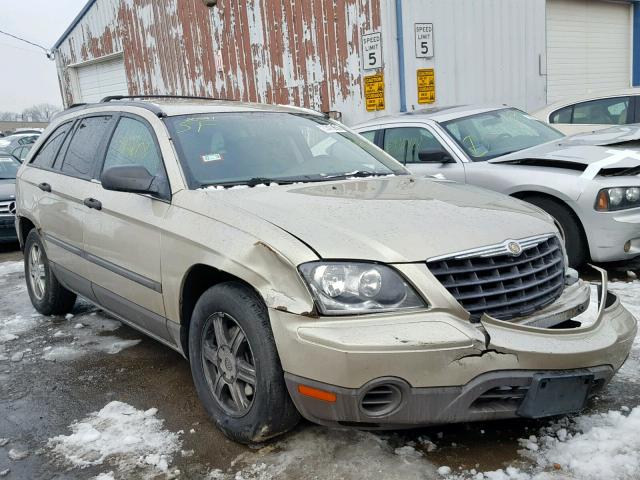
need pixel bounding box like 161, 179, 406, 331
0, 0, 88, 112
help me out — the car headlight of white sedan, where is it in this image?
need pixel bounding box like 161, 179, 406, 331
299, 261, 426, 315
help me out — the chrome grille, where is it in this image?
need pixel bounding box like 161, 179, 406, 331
0, 200, 16, 216
427, 235, 565, 321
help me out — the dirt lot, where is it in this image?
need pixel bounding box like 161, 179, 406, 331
1, 244, 639, 480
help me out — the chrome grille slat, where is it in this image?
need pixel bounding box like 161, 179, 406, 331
0, 200, 16, 216
428, 236, 565, 321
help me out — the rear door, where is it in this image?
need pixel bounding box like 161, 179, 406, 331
82, 114, 171, 341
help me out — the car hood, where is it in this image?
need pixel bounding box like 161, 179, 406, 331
489, 136, 640, 179
0, 179, 16, 200
203, 177, 556, 263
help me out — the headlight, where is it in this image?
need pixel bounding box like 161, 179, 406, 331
596, 187, 640, 211
298, 261, 427, 315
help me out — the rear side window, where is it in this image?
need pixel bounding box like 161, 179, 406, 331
572, 97, 630, 125
61, 116, 112, 179
30, 122, 72, 169
102, 117, 163, 176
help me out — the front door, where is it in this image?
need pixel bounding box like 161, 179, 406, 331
82, 115, 171, 341
380, 126, 466, 182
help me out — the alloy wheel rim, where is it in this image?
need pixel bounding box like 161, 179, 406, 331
28, 244, 46, 301
201, 312, 257, 417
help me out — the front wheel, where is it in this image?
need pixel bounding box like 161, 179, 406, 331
24, 229, 77, 315
188, 282, 300, 444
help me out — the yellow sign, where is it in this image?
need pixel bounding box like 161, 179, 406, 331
417, 68, 435, 104
364, 74, 385, 112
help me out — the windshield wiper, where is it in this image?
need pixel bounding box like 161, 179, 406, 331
200, 177, 300, 189
321, 170, 392, 180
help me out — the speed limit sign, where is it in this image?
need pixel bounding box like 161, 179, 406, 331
415, 23, 434, 58
362, 32, 382, 70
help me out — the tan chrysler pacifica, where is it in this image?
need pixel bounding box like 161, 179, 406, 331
15, 97, 637, 444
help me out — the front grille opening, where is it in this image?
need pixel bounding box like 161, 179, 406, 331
471, 385, 530, 410
428, 236, 565, 321
550, 319, 582, 329
360, 384, 402, 417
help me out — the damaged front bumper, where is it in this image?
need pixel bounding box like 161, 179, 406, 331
271, 267, 637, 428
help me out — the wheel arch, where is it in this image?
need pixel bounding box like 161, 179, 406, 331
178, 264, 265, 357
510, 190, 590, 253
16, 215, 37, 251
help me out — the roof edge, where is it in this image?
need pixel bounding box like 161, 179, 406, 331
52, 0, 98, 50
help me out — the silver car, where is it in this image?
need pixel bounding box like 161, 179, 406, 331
354, 106, 640, 267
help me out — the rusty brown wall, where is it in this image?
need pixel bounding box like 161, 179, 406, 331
56, 0, 381, 118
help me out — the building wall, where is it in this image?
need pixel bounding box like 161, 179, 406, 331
398, 0, 547, 113
55, 0, 383, 124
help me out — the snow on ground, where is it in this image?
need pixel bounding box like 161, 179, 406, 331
207, 426, 439, 480
48, 401, 182, 479
0, 261, 140, 363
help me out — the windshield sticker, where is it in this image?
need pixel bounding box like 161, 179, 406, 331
317, 124, 347, 134
201, 153, 223, 162
176, 117, 216, 134
0, 158, 14, 163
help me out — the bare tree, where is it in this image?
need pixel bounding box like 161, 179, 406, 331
0, 111, 19, 121
20, 103, 61, 122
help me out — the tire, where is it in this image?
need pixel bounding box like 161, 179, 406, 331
188, 282, 300, 444
24, 229, 77, 315
522, 195, 588, 268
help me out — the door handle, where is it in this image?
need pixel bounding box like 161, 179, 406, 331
38, 182, 51, 192
83, 198, 102, 210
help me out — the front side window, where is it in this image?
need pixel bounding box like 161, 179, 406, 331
30, 122, 72, 169
102, 117, 163, 176
164, 113, 406, 188
61, 116, 112, 179
442, 108, 564, 161
383, 127, 448, 163
360, 130, 376, 143
550, 106, 572, 124
571, 97, 630, 125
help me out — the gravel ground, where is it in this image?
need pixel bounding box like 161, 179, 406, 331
1, 244, 639, 480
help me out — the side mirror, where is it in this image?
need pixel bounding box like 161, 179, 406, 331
102, 165, 159, 195
417, 149, 454, 163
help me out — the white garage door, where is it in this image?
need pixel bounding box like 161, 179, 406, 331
546, 0, 631, 103
75, 56, 128, 103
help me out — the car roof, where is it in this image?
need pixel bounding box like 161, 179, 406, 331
57, 97, 324, 120
352, 105, 507, 129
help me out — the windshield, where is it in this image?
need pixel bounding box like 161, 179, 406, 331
0, 156, 20, 179
165, 112, 406, 188
441, 108, 564, 161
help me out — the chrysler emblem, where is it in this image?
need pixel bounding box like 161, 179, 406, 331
507, 241, 522, 256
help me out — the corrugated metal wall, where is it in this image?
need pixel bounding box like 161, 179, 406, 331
55, 0, 382, 124
399, 0, 547, 112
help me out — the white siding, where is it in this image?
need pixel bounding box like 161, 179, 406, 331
396, 0, 547, 113
74, 56, 128, 103
546, 0, 632, 103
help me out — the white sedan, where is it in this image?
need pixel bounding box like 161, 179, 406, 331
533, 89, 640, 135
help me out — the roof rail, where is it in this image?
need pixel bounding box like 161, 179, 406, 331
68, 103, 87, 109
100, 95, 232, 103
